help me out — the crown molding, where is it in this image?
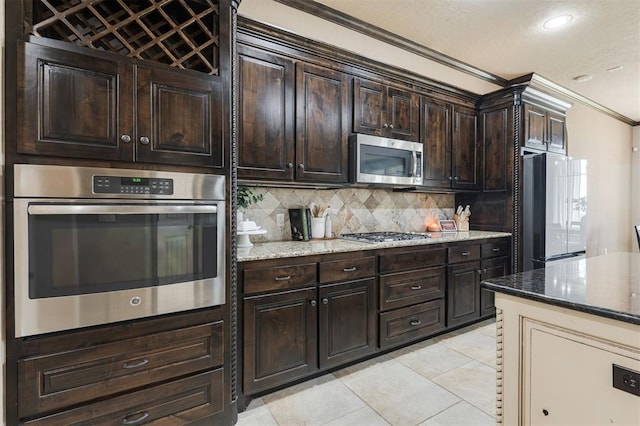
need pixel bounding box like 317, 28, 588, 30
272, 0, 509, 87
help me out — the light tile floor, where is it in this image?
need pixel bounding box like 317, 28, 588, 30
237, 320, 497, 426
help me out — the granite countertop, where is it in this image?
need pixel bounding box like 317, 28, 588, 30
237, 230, 511, 262
482, 252, 640, 325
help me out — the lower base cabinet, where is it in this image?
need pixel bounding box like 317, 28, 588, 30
447, 259, 481, 327
379, 299, 446, 349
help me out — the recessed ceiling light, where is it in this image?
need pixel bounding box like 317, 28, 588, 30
543, 14, 573, 29
606, 66, 623, 72
573, 75, 592, 83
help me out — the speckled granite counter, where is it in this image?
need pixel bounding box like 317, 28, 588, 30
237, 230, 511, 262
482, 252, 640, 325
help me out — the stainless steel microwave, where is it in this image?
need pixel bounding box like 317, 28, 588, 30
349, 134, 423, 186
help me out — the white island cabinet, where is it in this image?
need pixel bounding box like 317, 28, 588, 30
483, 253, 640, 425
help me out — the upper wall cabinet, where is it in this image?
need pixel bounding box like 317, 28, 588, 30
295, 63, 350, 183
238, 45, 295, 180
353, 78, 420, 142
523, 103, 567, 154
17, 41, 224, 167
422, 97, 479, 190
238, 44, 349, 184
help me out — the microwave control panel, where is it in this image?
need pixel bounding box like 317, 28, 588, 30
93, 176, 174, 195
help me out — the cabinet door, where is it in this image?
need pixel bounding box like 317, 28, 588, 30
421, 97, 451, 188
480, 255, 510, 317
295, 63, 349, 183
524, 104, 547, 151
319, 279, 377, 369
481, 106, 510, 192
136, 66, 223, 167
386, 86, 420, 141
451, 106, 480, 189
238, 46, 295, 180
243, 288, 318, 394
17, 41, 134, 161
547, 111, 566, 154
447, 260, 480, 327
353, 78, 385, 136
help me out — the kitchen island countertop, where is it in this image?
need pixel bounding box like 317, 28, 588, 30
482, 251, 640, 325
237, 230, 510, 262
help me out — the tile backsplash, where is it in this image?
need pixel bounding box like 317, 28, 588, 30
239, 187, 455, 242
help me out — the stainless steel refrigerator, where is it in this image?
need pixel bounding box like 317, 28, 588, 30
522, 152, 587, 271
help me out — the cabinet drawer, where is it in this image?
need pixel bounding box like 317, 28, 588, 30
21, 369, 224, 425
481, 240, 510, 258
319, 256, 375, 283
379, 248, 446, 274
380, 266, 445, 311
379, 300, 446, 349
244, 262, 317, 294
448, 244, 480, 263
18, 321, 223, 418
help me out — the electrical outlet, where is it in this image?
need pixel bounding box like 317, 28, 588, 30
276, 213, 285, 227
613, 364, 640, 396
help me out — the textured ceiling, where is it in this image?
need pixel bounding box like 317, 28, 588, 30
314, 0, 640, 122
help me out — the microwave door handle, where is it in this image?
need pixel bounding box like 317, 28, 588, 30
411, 150, 417, 177
27, 205, 218, 215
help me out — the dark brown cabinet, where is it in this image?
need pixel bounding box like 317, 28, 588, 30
243, 287, 318, 394
481, 106, 511, 192
378, 246, 447, 348
14, 310, 228, 425
451, 106, 480, 189
524, 103, 566, 154
18, 41, 224, 167
447, 244, 482, 327
241, 254, 376, 394
479, 240, 511, 317
353, 78, 420, 142
238, 48, 349, 184
421, 99, 479, 190
319, 279, 377, 369
295, 63, 350, 183
238, 45, 295, 180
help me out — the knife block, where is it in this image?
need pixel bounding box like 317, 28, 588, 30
454, 214, 469, 231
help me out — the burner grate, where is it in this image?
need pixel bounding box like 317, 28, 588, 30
340, 231, 431, 243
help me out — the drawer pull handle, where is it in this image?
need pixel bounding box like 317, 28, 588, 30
409, 319, 422, 326
492, 247, 501, 252
122, 411, 150, 424
461, 251, 470, 256
310, 300, 317, 306
122, 358, 149, 369
343, 266, 357, 272
274, 275, 292, 281
322, 298, 329, 305
410, 285, 422, 290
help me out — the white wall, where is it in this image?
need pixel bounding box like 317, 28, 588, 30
239, 0, 636, 256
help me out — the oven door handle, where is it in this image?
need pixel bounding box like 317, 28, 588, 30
27, 204, 218, 215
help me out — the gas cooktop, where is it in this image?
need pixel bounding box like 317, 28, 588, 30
340, 231, 431, 243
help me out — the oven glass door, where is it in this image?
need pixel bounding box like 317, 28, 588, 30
27, 203, 218, 298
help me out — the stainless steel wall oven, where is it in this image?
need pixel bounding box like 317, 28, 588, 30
12, 164, 226, 337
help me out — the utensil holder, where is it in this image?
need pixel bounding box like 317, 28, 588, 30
311, 217, 325, 239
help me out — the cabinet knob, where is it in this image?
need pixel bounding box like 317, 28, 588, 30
121, 134, 132, 143
453, 176, 459, 181
389, 124, 394, 129
383, 123, 389, 129
477, 269, 483, 275
492, 247, 501, 252
298, 163, 304, 170
287, 162, 294, 168
461, 251, 470, 256
139, 136, 150, 145
342, 266, 357, 272
542, 409, 549, 416
310, 300, 317, 306
409, 319, 422, 326
122, 358, 149, 369
448, 176, 453, 181
410, 285, 422, 290
322, 298, 328, 305
274, 275, 292, 282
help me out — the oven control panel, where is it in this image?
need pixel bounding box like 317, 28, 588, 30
93, 176, 174, 195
